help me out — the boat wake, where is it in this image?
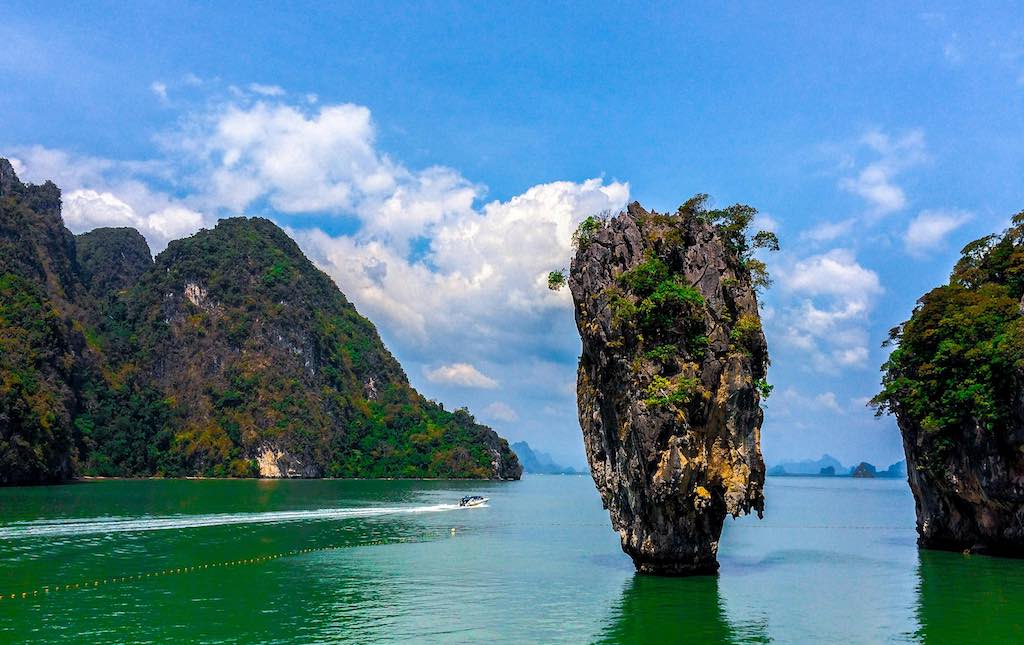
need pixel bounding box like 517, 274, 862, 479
0, 503, 462, 539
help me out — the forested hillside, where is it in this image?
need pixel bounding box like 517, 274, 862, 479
0, 159, 520, 483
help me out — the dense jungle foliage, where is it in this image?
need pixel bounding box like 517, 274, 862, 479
0, 169, 82, 483
873, 212, 1024, 464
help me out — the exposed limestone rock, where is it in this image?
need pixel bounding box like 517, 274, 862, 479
569, 200, 769, 575
874, 212, 1024, 556
183, 282, 213, 310
899, 416, 1024, 555
256, 444, 318, 478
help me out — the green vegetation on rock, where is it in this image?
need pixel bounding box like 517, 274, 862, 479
643, 374, 701, 408
547, 269, 566, 291
875, 210, 1024, 553
572, 214, 606, 251
595, 196, 777, 413
0, 164, 85, 484
873, 212, 1024, 466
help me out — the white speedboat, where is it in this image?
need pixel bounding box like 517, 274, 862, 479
459, 495, 488, 507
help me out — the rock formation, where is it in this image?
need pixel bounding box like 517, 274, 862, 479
510, 441, 582, 475
569, 198, 772, 574
851, 462, 876, 478
0, 159, 90, 483
0, 158, 521, 483
874, 211, 1024, 555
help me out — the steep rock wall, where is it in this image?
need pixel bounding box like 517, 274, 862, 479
875, 212, 1024, 554
569, 200, 769, 574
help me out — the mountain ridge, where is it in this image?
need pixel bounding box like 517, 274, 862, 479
0, 158, 521, 483
510, 441, 583, 475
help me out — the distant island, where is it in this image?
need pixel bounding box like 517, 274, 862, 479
510, 441, 585, 475
767, 454, 906, 479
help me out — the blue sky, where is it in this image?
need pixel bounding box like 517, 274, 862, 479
4, 3, 1024, 468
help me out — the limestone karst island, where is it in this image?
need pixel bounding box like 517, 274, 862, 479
2, 4, 1023, 642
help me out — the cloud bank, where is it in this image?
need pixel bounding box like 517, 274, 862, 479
10, 89, 948, 466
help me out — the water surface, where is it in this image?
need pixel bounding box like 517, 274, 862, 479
1, 476, 1022, 643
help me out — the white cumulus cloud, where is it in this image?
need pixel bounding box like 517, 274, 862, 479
904, 209, 973, 258
61, 189, 206, 246
425, 363, 498, 389
12, 146, 207, 251
774, 249, 883, 373
296, 175, 627, 356
484, 402, 519, 422
63, 189, 140, 229
145, 205, 205, 240
169, 100, 495, 256
800, 218, 856, 243
838, 129, 927, 216
10, 90, 630, 462
151, 81, 169, 102
248, 83, 285, 96
779, 249, 882, 297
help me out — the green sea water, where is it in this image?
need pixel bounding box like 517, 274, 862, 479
1, 475, 1022, 643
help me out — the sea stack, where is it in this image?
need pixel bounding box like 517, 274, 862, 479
874, 212, 1024, 555
568, 198, 771, 575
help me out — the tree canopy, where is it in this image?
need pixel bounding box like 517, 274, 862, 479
873, 212, 1024, 463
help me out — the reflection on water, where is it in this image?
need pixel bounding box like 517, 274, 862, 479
914, 549, 1024, 643
597, 574, 768, 644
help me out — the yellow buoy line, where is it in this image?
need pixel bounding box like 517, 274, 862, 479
0, 532, 450, 603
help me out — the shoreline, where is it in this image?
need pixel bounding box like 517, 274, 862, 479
4, 472, 591, 489
1, 475, 522, 488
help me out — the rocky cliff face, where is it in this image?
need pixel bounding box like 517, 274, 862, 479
900, 414, 1024, 555
569, 200, 770, 574
0, 159, 89, 483
122, 217, 520, 480
0, 159, 520, 483
874, 212, 1024, 555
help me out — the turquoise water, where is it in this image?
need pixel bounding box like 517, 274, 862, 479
1, 475, 1023, 643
